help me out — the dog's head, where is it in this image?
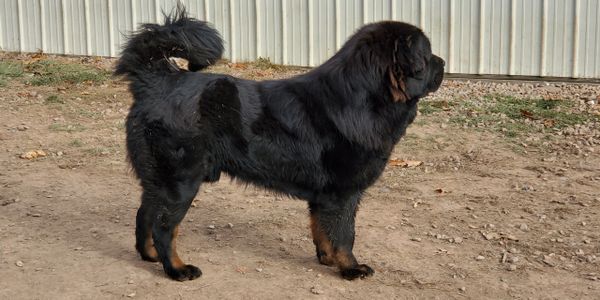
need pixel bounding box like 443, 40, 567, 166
345, 21, 445, 103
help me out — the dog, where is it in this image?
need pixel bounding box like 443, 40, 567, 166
115, 6, 444, 281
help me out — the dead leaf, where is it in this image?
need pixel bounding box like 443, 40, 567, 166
20, 150, 47, 160
229, 63, 248, 70
389, 159, 423, 168
543, 119, 556, 127
520, 109, 538, 120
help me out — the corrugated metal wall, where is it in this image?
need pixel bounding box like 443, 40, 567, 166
1, 0, 599, 78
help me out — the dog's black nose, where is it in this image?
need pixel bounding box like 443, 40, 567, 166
433, 55, 445, 67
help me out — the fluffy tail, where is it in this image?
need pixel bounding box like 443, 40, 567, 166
115, 5, 223, 80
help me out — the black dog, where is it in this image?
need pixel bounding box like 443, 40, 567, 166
116, 7, 444, 281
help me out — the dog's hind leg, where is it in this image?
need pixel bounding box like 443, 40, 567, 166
149, 179, 202, 281
308, 192, 374, 280
135, 192, 159, 262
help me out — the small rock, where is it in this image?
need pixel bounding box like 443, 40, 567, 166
17, 125, 28, 131
410, 237, 422, 242
453, 237, 463, 244
27, 213, 41, 217
507, 264, 517, 271
207, 225, 215, 229
74, 247, 83, 251
15, 261, 24, 267
476, 255, 485, 261
519, 224, 529, 231
543, 255, 556, 267
226, 223, 234, 228
128, 280, 134, 284
255, 268, 263, 272
481, 231, 500, 240
459, 286, 466, 292
508, 248, 518, 254
127, 292, 136, 298
507, 256, 519, 263
310, 286, 324, 295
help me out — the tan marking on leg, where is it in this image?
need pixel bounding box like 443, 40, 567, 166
170, 225, 185, 269
334, 249, 358, 269
310, 215, 335, 266
144, 230, 159, 260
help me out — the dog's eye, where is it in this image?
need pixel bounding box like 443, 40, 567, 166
413, 69, 425, 79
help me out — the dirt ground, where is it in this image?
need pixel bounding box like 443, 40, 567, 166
1, 53, 599, 299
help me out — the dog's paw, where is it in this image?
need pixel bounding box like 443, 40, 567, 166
340, 264, 374, 280
165, 264, 202, 281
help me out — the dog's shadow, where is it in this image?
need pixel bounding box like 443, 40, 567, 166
65, 196, 338, 280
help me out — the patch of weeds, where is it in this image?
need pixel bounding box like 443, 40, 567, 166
419, 100, 455, 115
0, 61, 24, 77
48, 123, 86, 133
69, 139, 84, 147
84, 147, 109, 156
450, 95, 597, 137
0, 61, 24, 86
26, 60, 110, 86
252, 57, 285, 70
489, 96, 593, 128
419, 101, 439, 115
45, 95, 65, 104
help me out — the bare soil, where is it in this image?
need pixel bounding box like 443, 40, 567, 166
1, 53, 599, 299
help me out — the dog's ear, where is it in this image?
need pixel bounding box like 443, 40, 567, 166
388, 39, 408, 103
388, 68, 407, 103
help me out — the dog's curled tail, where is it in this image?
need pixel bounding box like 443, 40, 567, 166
115, 5, 223, 80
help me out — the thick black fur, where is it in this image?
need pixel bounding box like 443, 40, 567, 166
116, 6, 444, 281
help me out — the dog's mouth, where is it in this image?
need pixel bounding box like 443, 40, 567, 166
427, 56, 445, 93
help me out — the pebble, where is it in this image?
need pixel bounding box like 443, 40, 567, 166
507, 256, 519, 263
481, 231, 500, 240
310, 286, 324, 295
543, 255, 557, 267
15, 260, 24, 267
476, 255, 485, 261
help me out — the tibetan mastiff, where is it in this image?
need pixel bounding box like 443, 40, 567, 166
116, 7, 444, 281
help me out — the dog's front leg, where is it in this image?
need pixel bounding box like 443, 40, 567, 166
308, 192, 374, 280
